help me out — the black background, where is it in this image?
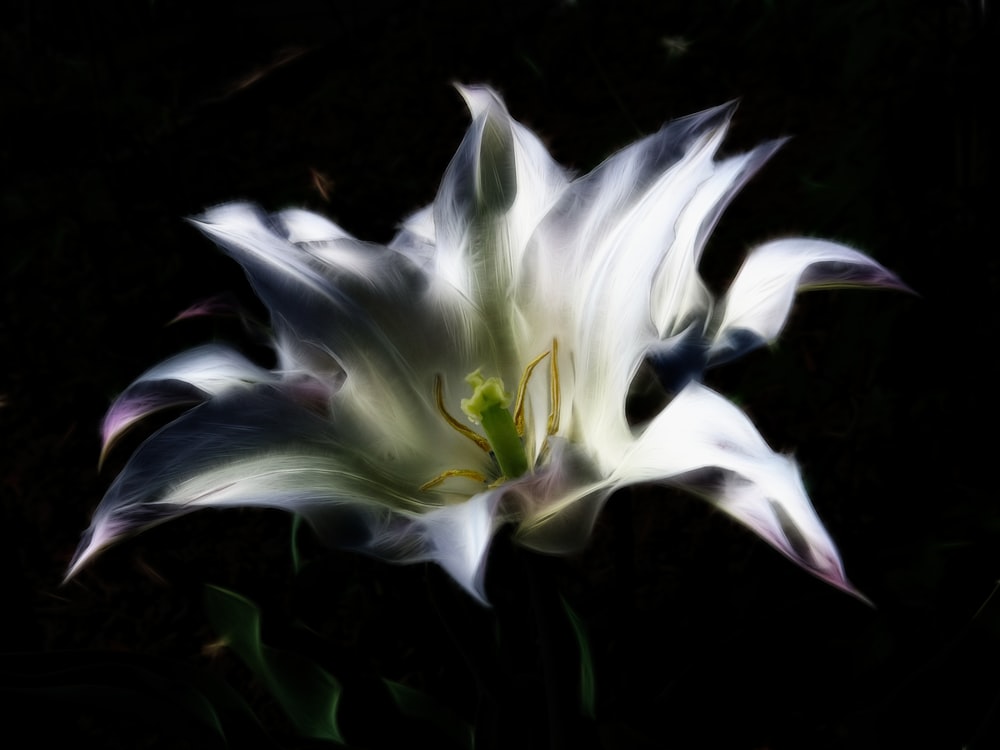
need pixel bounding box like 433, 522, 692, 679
2, 1, 996, 747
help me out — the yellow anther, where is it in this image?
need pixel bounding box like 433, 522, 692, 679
511, 339, 561, 437
420, 468, 489, 492
513, 349, 551, 435
434, 375, 491, 453
547, 338, 560, 435
422, 339, 562, 493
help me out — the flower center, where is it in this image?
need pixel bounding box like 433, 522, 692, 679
420, 339, 560, 493
461, 371, 528, 479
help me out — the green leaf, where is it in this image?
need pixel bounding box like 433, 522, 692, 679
383, 678, 474, 749
560, 597, 596, 719
204, 585, 344, 744
290, 514, 304, 574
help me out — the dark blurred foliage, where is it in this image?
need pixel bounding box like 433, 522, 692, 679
1, 0, 996, 747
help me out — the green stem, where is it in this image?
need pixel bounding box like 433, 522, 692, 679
479, 403, 528, 479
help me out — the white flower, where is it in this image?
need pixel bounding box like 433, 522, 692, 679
70, 86, 903, 603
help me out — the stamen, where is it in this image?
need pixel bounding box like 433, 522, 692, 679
423, 340, 561, 493
513, 349, 550, 435
434, 375, 491, 453
547, 338, 560, 435
420, 468, 489, 492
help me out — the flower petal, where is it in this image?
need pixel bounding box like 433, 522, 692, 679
433, 85, 568, 376
388, 204, 436, 268
519, 102, 737, 326
610, 383, 863, 599
710, 238, 908, 363
650, 138, 784, 340
367, 490, 502, 604
168, 292, 256, 326
506, 437, 612, 555
73, 385, 498, 598
100, 345, 275, 461
277, 207, 356, 243
519, 103, 740, 459
191, 203, 493, 460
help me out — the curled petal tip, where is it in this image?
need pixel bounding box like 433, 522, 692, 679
97, 444, 112, 473
844, 583, 875, 609
66, 516, 133, 582
879, 271, 917, 297
418, 491, 502, 605
63, 552, 89, 583
453, 82, 502, 115
763, 509, 873, 606
815, 566, 873, 607
64, 527, 100, 582
714, 238, 909, 349
99, 388, 203, 468
166, 294, 243, 326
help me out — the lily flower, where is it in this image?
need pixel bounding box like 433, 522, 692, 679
70, 86, 903, 603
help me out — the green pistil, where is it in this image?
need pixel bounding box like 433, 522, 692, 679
461, 370, 528, 479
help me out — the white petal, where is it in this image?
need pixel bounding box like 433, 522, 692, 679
611, 384, 861, 598
506, 437, 613, 555
521, 104, 738, 459
433, 86, 568, 377
101, 345, 275, 457
77, 387, 403, 575
72, 386, 493, 590
650, 139, 784, 339
519, 102, 737, 325
370, 491, 502, 604
278, 207, 356, 243
126, 343, 272, 392
710, 238, 907, 361
388, 204, 436, 269
192, 203, 494, 459
454, 85, 569, 274
194, 204, 486, 381
192, 203, 340, 303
